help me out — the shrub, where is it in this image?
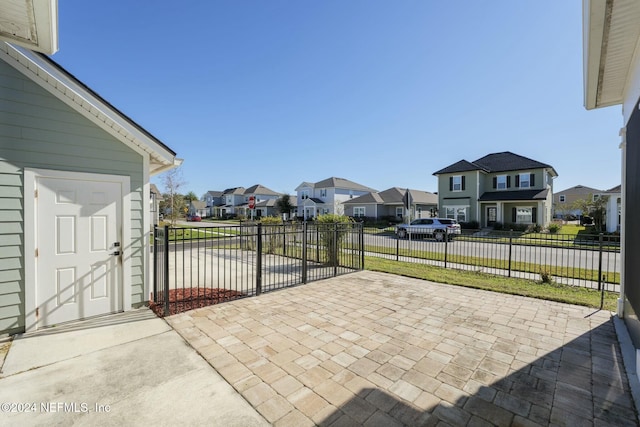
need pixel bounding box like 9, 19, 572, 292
260, 216, 284, 254
460, 220, 480, 230
527, 223, 542, 233
492, 222, 504, 231
502, 223, 528, 232
547, 223, 562, 234
539, 268, 554, 284
316, 214, 354, 266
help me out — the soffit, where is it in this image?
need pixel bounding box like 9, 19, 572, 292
584, 0, 640, 109
0, 0, 58, 54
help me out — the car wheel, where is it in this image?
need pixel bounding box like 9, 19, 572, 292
397, 229, 407, 239
435, 230, 445, 242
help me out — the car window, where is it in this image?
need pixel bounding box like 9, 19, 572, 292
437, 219, 456, 225
425, 219, 433, 225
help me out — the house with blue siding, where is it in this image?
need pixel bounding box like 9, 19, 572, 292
0, 42, 179, 334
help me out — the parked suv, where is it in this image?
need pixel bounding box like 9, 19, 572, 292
395, 218, 461, 241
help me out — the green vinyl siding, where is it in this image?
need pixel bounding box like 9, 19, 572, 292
0, 58, 145, 334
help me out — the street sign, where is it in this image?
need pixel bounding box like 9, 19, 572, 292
248, 196, 255, 209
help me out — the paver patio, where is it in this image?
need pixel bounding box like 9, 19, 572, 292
167, 271, 638, 426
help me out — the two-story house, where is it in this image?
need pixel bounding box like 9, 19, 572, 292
343, 187, 438, 222
553, 185, 601, 219
296, 177, 377, 220
204, 190, 224, 217
433, 152, 558, 227
211, 185, 283, 218
216, 187, 246, 218
242, 184, 282, 218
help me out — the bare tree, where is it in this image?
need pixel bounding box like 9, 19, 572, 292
160, 166, 186, 226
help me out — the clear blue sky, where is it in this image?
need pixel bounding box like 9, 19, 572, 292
53, 1, 623, 198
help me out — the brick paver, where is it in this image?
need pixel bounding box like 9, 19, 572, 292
167, 271, 639, 426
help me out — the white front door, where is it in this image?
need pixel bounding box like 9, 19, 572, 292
36, 175, 122, 328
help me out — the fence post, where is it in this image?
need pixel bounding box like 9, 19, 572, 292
163, 224, 170, 316
302, 222, 308, 283
316, 225, 320, 263
360, 223, 365, 270
256, 223, 263, 296
282, 222, 287, 256
444, 228, 448, 269
153, 225, 158, 302
508, 229, 513, 278
333, 222, 338, 277
598, 232, 603, 292
396, 232, 400, 262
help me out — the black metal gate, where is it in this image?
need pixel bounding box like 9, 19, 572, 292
152, 222, 364, 316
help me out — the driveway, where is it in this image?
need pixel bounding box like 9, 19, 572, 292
168, 271, 638, 426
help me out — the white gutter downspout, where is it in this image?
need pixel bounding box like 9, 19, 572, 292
618, 127, 627, 317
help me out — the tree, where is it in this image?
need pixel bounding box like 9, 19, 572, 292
572, 193, 608, 232
276, 194, 294, 219
184, 191, 198, 215
159, 166, 186, 226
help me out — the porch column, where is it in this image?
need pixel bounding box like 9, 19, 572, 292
496, 202, 503, 223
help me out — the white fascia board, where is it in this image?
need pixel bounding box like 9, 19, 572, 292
583, 0, 607, 110
623, 37, 640, 125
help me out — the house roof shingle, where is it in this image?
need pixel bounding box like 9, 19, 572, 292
296, 177, 377, 193
244, 184, 281, 196
433, 152, 558, 177
344, 187, 438, 205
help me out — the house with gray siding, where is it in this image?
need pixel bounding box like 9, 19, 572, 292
0, 42, 179, 334
553, 184, 601, 218
433, 152, 557, 227
296, 177, 376, 220
343, 187, 438, 222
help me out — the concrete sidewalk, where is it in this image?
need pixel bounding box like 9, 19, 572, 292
0, 308, 268, 426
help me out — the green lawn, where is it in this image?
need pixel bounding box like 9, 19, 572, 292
364, 256, 617, 311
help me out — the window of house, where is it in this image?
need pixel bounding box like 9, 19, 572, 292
559, 195, 565, 202
593, 194, 601, 202
452, 176, 462, 191
396, 207, 403, 218
320, 189, 327, 198
323, 208, 330, 214
456, 208, 467, 222
497, 175, 507, 190
354, 207, 365, 217
445, 207, 467, 222
519, 173, 531, 188
516, 207, 532, 223
301, 190, 309, 200
349, 190, 354, 199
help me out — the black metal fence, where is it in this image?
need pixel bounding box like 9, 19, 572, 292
152, 222, 364, 315
363, 228, 620, 292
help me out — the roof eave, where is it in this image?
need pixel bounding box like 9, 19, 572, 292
583, 0, 640, 110
583, 0, 608, 110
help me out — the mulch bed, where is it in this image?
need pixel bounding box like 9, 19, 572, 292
149, 288, 246, 317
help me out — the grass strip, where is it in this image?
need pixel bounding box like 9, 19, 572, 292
364, 256, 617, 311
